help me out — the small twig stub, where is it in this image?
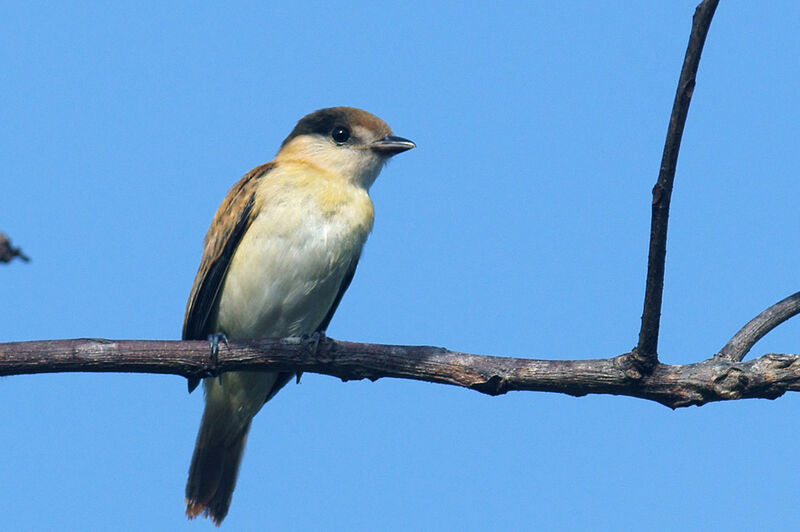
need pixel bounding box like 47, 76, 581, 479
0, 232, 30, 264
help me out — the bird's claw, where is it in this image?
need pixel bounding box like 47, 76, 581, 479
208, 332, 229, 385
297, 331, 329, 384
301, 331, 326, 355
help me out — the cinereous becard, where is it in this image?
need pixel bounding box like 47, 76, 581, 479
182, 107, 415, 524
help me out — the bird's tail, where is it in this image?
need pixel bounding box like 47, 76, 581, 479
185, 401, 251, 525
185, 371, 291, 524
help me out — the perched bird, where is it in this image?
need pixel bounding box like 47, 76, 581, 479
182, 107, 414, 524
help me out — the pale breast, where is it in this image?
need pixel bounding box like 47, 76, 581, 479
213, 165, 374, 339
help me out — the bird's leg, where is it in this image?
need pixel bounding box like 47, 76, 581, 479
301, 330, 326, 355
187, 332, 225, 393
187, 332, 229, 393
208, 332, 229, 385
298, 330, 329, 383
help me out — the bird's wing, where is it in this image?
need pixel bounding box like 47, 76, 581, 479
264, 253, 360, 397
265, 250, 362, 402
315, 253, 361, 334
182, 162, 275, 341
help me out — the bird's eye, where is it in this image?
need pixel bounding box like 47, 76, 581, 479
331, 126, 350, 144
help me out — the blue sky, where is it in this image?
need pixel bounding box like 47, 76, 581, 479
2, 2, 799, 530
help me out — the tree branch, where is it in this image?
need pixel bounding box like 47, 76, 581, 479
4, 2, 796, 418
0, 232, 29, 264
1, 337, 799, 409
718, 291, 800, 362
635, 0, 720, 368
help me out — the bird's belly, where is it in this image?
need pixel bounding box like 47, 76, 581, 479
213, 208, 367, 339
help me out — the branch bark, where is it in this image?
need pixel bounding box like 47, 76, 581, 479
635, 0, 720, 368
1, 338, 799, 409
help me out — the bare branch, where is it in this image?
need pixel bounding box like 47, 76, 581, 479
718, 291, 800, 362
1, 337, 798, 409
0, 232, 30, 264
635, 0, 720, 368
3, 2, 795, 424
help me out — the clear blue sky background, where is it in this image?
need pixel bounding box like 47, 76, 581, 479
2, 2, 799, 530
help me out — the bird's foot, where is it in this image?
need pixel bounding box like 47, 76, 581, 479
208, 332, 229, 385
298, 331, 330, 384
301, 331, 327, 355
187, 332, 229, 393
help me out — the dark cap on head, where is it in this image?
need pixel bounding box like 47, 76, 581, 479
281, 107, 393, 148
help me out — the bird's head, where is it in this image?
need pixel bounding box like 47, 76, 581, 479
276, 107, 415, 189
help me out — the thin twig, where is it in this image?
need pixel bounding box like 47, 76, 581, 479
0, 232, 30, 263
718, 291, 800, 362
635, 0, 720, 368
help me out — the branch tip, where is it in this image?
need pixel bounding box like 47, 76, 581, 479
0, 232, 30, 264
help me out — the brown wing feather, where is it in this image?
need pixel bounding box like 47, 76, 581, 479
182, 162, 275, 341
315, 253, 360, 333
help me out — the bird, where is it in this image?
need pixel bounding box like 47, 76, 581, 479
182, 107, 415, 525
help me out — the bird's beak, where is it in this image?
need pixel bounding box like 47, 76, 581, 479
371, 135, 416, 156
